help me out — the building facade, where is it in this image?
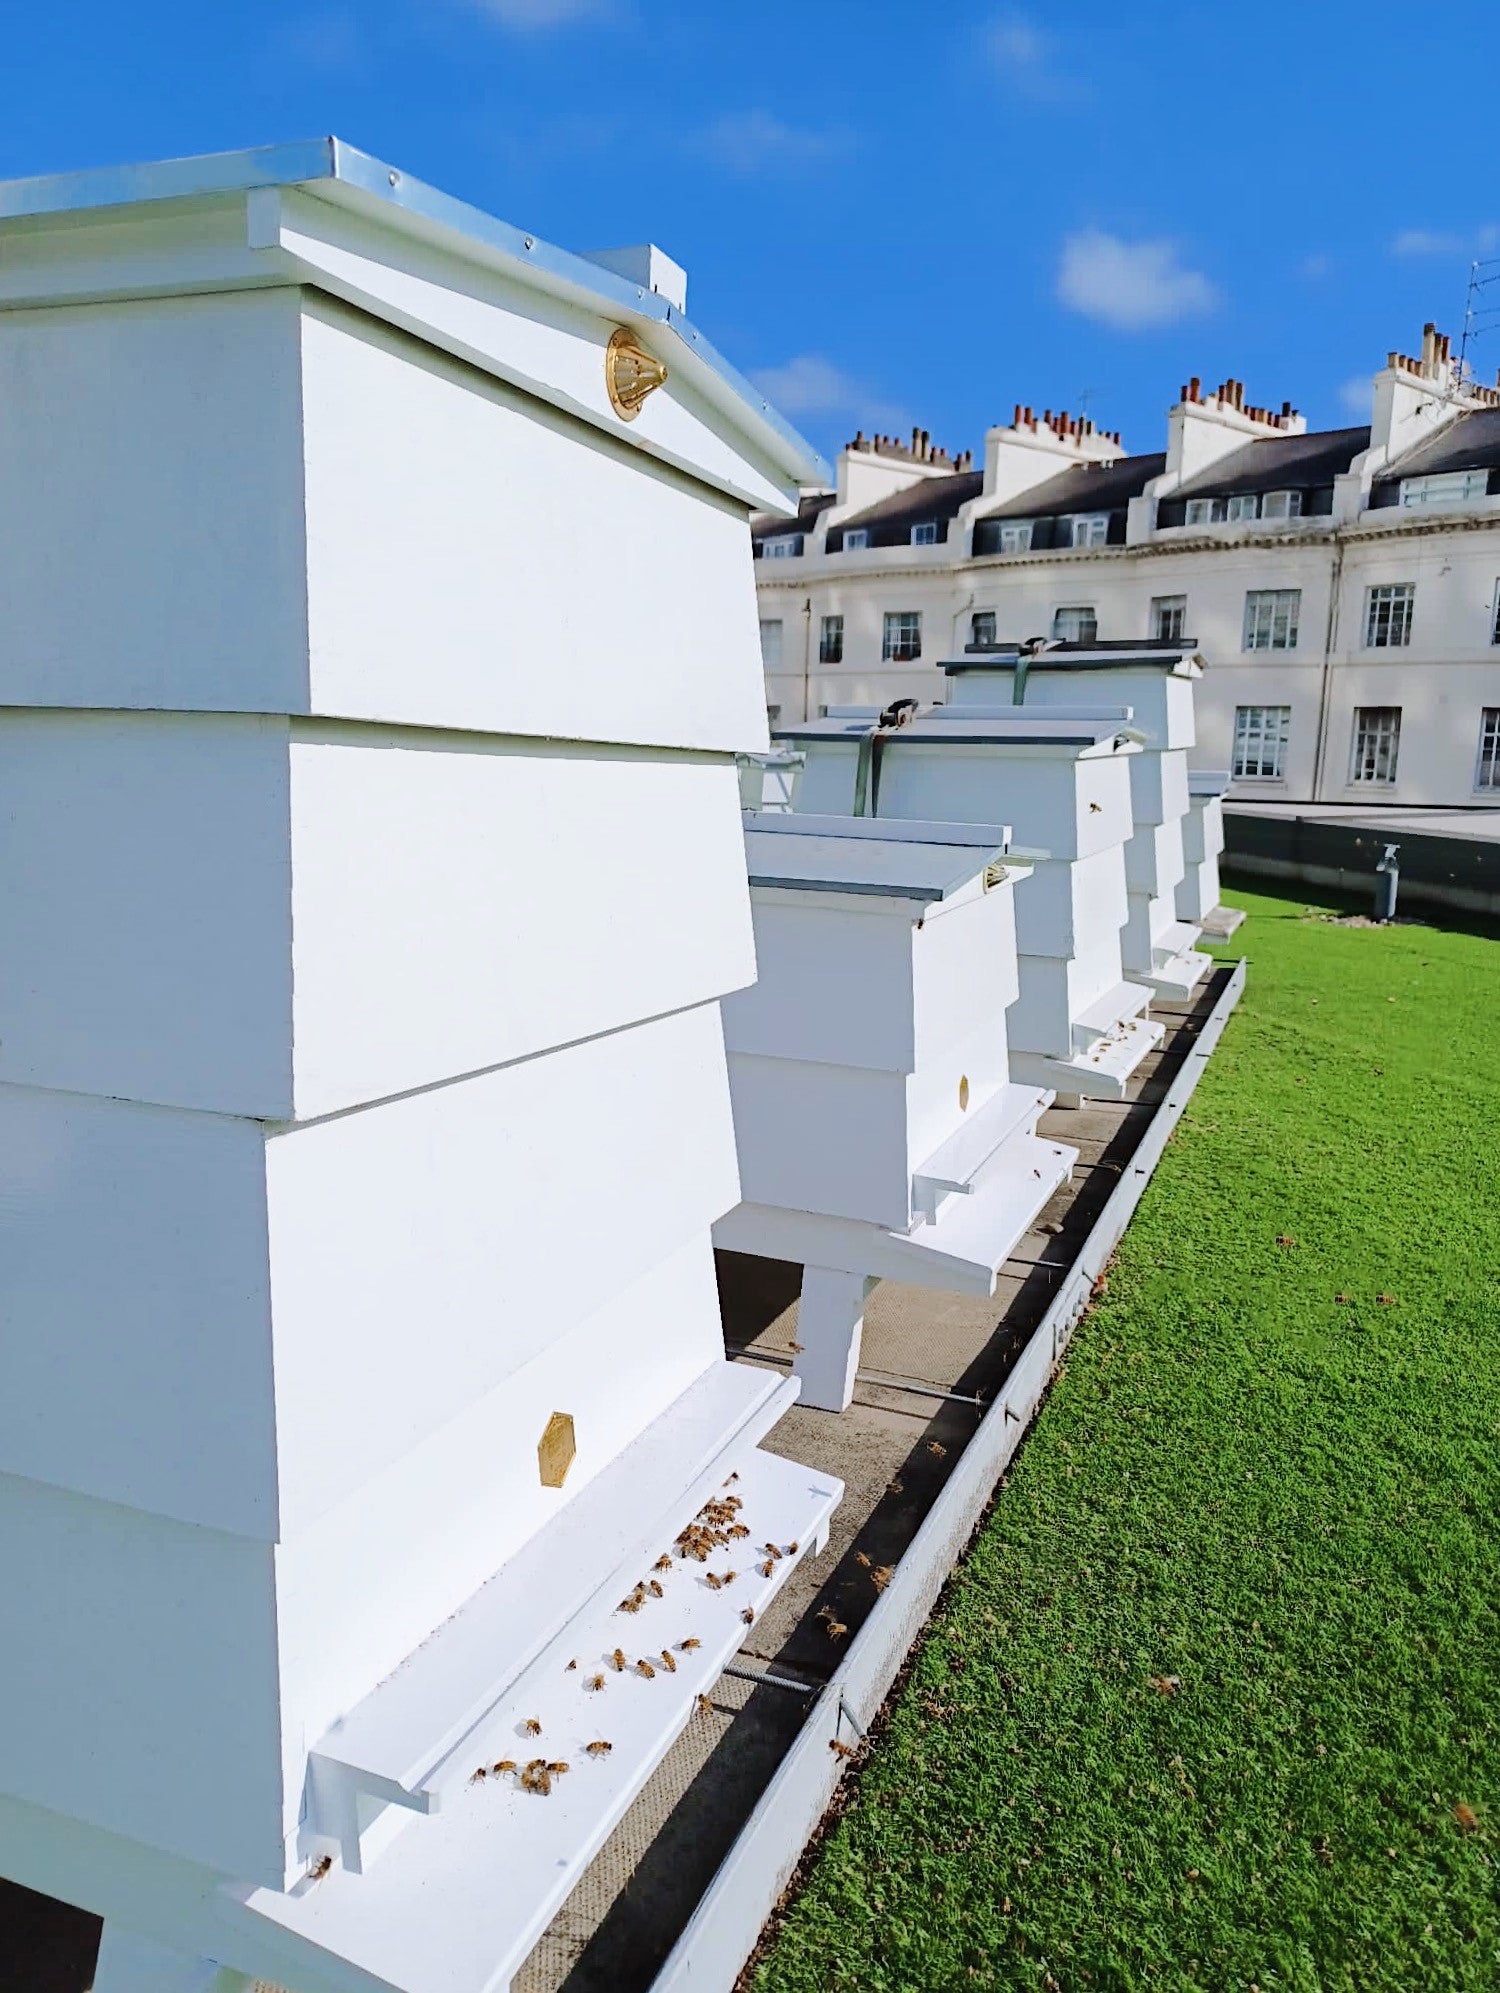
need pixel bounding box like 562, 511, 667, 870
752, 327, 1500, 806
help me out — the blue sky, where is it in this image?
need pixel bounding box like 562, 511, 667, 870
4, 1, 1499, 471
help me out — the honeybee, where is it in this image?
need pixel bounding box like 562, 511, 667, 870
872, 1566, 894, 1592
696, 1694, 714, 1715
523, 1718, 542, 1736
546, 1761, 569, 1776
309, 1855, 333, 1881
728, 1524, 750, 1540
825, 1619, 848, 1641
660, 1649, 677, 1673
586, 1740, 614, 1757
565, 1659, 577, 1671
760, 1561, 775, 1578
828, 1739, 857, 1759
788, 1340, 805, 1353
679, 1637, 702, 1652
648, 1579, 664, 1598
654, 1555, 673, 1572
705, 1571, 725, 1590
637, 1658, 656, 1679
470, 1766, 489, 1782
724, 1472, 740, 1485
521, 1762, 552, 1796
722, 1571, 737, 1587
494, 1760, 517, 1775
619, 1594, 643, 1614
741, 1606, 755, 1625
785, 1542, 800, 1555
928, 1442, 947, 1459
587, 1673, 606, 1692
611, 1649, 627, 1671
1089, 801, 1103, 814
854, 1552, 872, 1568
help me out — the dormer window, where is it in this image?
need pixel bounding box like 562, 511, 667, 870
1261, 489, 1303, 520
762, 534, 802, 558
1225, 494, 1258, 521
1399, 469, 1489, 507
910, 521, 938, 546
1063, 513, 1110, 547
1184, 497, 1222, 525
843, 528, 869, 551
999, 521, 1033, 552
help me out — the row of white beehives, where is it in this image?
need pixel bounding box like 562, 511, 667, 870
0, 142, 842, 1993
713, 643, 1235, 1413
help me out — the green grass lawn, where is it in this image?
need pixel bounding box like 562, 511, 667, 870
754, 885, 1500, 1992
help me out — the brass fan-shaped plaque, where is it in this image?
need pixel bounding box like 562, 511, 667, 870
606, 326, 668, 420
538, 1411, 577, 1489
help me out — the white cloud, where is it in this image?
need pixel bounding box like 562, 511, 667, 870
1392, 223, 1500, 257
693, 110, 848, 175
985, 12, 1086, 103
468, 0, 609, 25
1056, 229, 1217, 331
749, 355, 907, 433
1338, 375, 1371, 416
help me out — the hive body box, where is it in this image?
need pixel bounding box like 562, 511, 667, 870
1179, 768, 1245, 936
784, 711, 1165, 1103
944, 646, 1214, 999
715, 816, 1076, 1411
0, 142, 841, 1993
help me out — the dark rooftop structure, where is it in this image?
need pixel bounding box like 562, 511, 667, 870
970, 452, 1164, 554
750, 487, 833, 556
1369, 405, 1500, 506
824, 467, 985, 552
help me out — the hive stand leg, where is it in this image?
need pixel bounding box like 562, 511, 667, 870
793, 1267, 875, 1413
92, 1923, 250, 1992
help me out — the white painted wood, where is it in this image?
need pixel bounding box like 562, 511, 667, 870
794, 1269, 875, 1413
93, 1927, 246, 1993
945, 658, 1199, 750
0, 1003, 740, 1541
225, 1450, 843, 1993
1125, 817, 1188, 898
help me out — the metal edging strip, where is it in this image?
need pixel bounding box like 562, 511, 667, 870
647, 956, 1248, 1993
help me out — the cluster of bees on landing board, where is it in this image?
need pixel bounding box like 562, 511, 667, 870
467, 1476, 803, 1799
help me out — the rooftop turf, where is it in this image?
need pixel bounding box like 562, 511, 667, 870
753, 885, 1500, 1992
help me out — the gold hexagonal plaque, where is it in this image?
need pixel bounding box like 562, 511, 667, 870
538, 1411, 577, 1489
605, 326, 668, 421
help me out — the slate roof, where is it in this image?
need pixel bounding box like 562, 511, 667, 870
1374, 406, 1500, 483
1171, 426, 1369, 500
977, 452, 1165, 521
830, 469, 985, 541
751, 490, 833, 545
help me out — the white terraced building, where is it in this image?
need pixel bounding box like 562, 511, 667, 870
752, 325, 1500, 807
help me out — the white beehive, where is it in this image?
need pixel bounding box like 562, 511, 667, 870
0, 141, 842, 1993
943, 644, 1214, 998
785, 710, 1164, 1102
715, 815, 1075, 1411
1179, 768, 1246, 936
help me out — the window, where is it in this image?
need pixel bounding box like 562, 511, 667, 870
910, 521, 938, 546
882, 611, 922, 661
1232, 704, 1291, 779
1493, 581, 1500, 644
1243, 588, 1300, 651
759, 618, 784, 670
1478, 709, 1500, 790
1063, 512, 1110, 547
1261, 489, 1303, 520
1226, 493, 1258, 522
843, 528, 869, 551
1365, 582, 1415, 647
1350, 706, 1401, 784
1400, 469, 1489, 507
761, 534, 801, 559
970, 610, 998, 648
1184, 497, 1220, 526
999, 520, 1033, 553
1151, 594, 1187, 642
1052, 606, 1098, 643
818, 614, 844, 665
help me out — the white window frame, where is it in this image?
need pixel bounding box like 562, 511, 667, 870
970, 610, 998, 648
1399, 469, 1489, 508
1260, 489, 1303, 520
758, 618, 784, 670
1242, 588, 1301, 651
910, 520, 938, 546
882, 610, 922, 662
1184, 496, 1227, 526
818, 613, 844, 665
998, 520, 1033, 553
1064, 513, 1110, 547
1350, 706, 1401, 785
1225, 493, 1259, 522
1477, 708, 1500, 790
1051, 605, 1098, 643
843, 528, 869, 552
762, 535, 800, 558
1364, 583, 1415, 648
1150, 594, 1187, 642
1231, 704, 1291, 780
